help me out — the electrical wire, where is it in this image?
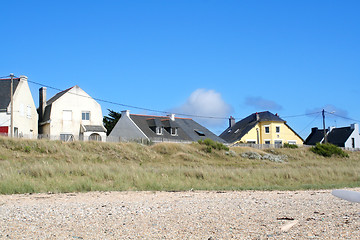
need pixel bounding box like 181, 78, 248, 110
28, 80, 229, 120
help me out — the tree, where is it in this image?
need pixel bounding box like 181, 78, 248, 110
103, 109, 121, 135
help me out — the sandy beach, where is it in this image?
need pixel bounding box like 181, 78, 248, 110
0, 189, 359, 239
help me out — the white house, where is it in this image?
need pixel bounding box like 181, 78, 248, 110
38, 85, 106, 142
305, 123, 360, 149
0, 75, 38, 138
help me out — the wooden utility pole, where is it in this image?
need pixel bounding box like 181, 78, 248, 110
322, 109, 327, 143
10, 73, 14, 138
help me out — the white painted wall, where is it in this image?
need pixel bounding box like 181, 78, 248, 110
1, 76, 38, 138
108, 110, 148, 142
42, 86, 106, 141
345, 123, 360, 148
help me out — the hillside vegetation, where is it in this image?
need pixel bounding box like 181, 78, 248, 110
0, 137, 359, 194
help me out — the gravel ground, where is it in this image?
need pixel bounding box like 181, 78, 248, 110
0, 189, 360, 239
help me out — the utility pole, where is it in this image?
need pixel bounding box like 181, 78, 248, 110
10, 73, 14, 138
322, 109, 327, 144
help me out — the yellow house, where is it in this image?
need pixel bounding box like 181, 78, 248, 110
219, 111, 303, 146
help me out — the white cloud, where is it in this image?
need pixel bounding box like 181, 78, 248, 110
172, 89, 232, 127
245, 97, 283, 110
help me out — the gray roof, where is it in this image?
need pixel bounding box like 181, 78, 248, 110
0, 78, 20, 112
304, 128, 327, 145
129, 114, 225, 143
40, 86, 74, 123
83, 125, 107, 133
305, 127, 354, 147
219, 111, 286, 143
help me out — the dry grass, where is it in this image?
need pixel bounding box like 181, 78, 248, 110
0, 137, 359, 194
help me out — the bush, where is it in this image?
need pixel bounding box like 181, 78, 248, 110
283, 143, 298, 149
198, 138, 229, 151
310, 143, 349, 158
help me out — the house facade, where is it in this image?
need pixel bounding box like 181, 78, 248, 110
0, 75, 38, 138
38, 86, 106, 142
219, 111, 303, 146
108, 110, 225, 143
305, 123, 360, 149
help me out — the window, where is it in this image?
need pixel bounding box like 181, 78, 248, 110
247, 140, 256, 144
234, 129, 240, 134
63, 110, 72, 121
288, 141, 296, 145
276, 126, 280, 133
26, 106, 32, 118
89, 133, 102, 141
265, 140, 271, 144
170, 128, 177, 136
60, 134, 74, 141
264, 126, 270, 134
194, 129, 205, 136
82, 111, 90, 121
274, 140, 283, 145
156, 127, 163, 135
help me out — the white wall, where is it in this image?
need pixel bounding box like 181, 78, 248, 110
345, 124, 360, 148
3, 76, 38, 138
44, 86, 105, 141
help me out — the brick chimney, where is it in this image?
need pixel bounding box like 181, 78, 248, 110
39, 87, 47, 122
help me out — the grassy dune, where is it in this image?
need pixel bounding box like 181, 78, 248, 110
0, 137, 359, 194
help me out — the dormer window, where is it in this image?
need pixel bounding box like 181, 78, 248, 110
156, 127, 163, 135
170, 127, 178, 136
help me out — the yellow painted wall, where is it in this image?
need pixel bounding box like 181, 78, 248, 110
234, 121, 303, 145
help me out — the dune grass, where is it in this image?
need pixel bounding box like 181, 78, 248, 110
0, 136, 359, 194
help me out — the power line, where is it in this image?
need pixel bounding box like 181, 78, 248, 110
28, 80, 229, 120
326, 111, 360, 123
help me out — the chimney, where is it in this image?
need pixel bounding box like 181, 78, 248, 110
39, 87, 47, 121
121, 110, 130, 117
311, 127, 318, 133
255, 112, 259, 121
229, 116, 235, 128
351, 123, 359, 133
19, 75, 28, 81
168, 114, 175, 121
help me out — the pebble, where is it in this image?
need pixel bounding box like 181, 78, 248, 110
0, 189, 360, 239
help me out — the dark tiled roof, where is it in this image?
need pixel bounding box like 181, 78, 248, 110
219, 111, 285, 143
129, 114, 225, 143
83, 125, 107, 133
41, 87, 74, 123
0, 78, 20, 112
304, 127, 354, 147
327, 127, 354, 147
130, 115, 192, 141
304, 128, 327, 145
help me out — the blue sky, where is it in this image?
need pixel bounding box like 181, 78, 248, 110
2, 0, 359, 138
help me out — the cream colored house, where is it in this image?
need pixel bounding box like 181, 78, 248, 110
220, 111, 303, 146
0, 75, 38, 138
38, 85, 106, 141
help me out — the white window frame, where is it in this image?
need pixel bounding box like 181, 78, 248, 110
288, 140, 297, 145
264, 125, 270, 134
170, 127, 177, 136
275, 125, 280, 134
82, 111, 90, 121
26, 106, 32, 119
156, 127, 163, 135
246, 139, 257, 144
264, 140, 271, 144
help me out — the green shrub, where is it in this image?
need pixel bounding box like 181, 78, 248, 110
310, 143, 349, 158
283, 143, 298, 149
198, 138, 229, 151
